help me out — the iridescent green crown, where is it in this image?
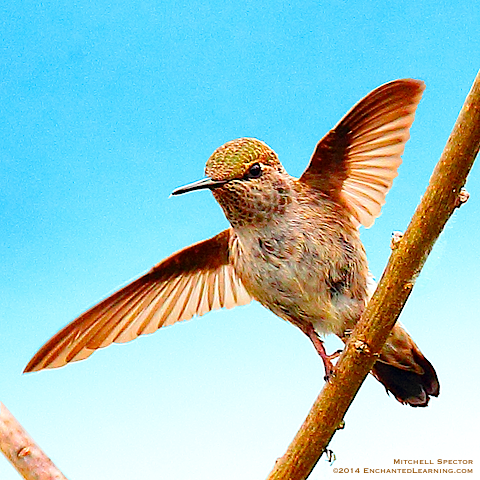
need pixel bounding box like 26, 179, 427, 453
205, 138, 279, 180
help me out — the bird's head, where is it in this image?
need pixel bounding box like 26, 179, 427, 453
172, 138, 293, 227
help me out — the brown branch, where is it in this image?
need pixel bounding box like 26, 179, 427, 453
0, 403, 68, 480
267, 69, 480, 480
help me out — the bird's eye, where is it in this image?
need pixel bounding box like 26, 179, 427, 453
246, 163, 262, 179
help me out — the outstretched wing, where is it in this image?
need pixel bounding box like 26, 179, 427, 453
300, 79, 425, 227
25, 229, 251, 372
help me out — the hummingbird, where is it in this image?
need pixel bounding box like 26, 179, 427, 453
25, 79, 439, 407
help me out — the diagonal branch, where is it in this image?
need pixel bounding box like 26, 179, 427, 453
0, 403, 68, 480
267, 69, 480, 480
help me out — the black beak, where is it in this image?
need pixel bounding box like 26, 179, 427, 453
171, 177, 228, 196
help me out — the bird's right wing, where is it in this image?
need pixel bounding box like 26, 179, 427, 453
24, 229, 252, 372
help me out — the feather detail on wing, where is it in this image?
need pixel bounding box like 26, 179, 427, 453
24, 229, 251, 372
300, 79, 425, 227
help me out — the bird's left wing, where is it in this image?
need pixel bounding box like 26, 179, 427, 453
24, 229, 251, 372
299, 79, 425, 228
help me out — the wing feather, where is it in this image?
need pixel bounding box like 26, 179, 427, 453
300, 79, 425, 227
24, 229, 252, 372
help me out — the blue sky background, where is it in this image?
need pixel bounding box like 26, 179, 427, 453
1, 1, 479, 479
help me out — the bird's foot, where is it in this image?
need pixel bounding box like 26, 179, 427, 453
305, 326, 343, 381
321, 349, 343, 381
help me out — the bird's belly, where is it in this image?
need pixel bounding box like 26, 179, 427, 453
234, 240, 365, 336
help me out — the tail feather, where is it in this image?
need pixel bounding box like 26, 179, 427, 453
371, 323, 439, 407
